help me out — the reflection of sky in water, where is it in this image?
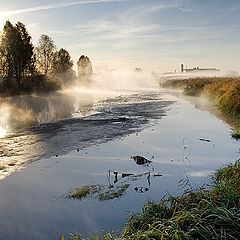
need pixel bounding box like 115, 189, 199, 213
0, 91, 238, 239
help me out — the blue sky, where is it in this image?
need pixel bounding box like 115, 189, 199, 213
0, 0, 240, 72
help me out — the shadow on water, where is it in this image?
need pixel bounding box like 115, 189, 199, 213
0, 91, 174, 180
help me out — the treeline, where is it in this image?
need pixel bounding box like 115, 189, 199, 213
0, 20, 93, 96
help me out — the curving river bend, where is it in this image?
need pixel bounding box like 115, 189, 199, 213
0, 87, 239, 239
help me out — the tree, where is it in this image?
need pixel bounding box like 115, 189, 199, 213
0, 20, 35, 87
35, 34, 56, 74
52, 48, 73, 74
77, 55, 93, 85
16, 22, 36, 76
51, 48, 76, 85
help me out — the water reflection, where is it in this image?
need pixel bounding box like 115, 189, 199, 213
0, 91, 94, 132
0, 91, 174, 180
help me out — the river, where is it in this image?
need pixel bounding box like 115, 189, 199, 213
0, 85, 239, 239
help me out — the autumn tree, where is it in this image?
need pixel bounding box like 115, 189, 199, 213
0, 20, 35, 87
35, 34, 56, 74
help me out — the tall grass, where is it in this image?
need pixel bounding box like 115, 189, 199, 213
122, 160, 240, 240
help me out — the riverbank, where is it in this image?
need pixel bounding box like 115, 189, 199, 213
161, 77, 240, 139
121, 159, 240, 239
60, 159, 240, 240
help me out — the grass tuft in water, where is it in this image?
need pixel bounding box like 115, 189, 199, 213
66, 185, 104, 200
98, 184, 130, 201
64, 184, 130, 201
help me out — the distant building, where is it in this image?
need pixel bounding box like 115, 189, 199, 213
181, 64, 220, 73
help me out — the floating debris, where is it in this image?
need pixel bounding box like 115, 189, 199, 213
122, 173, 134, 178
198, 138, 212, 142
134, 187, 149, 193
55, 154, 58, 157
8, 163, 15, 166
153, 173, 163, 177
113, 171, 118, 183
132, 156, 152, 165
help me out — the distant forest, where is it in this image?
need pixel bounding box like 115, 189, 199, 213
0, 20, 93, 96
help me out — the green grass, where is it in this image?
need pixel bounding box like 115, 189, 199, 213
61, 160, 240, 240
65, 185, 104, 200
121, 160, 240, 240
64, 184, 130, 201
231, 131, 240, 139
98, 184, 130, 201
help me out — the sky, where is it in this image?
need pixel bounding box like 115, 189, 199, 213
0, 0, 240, 73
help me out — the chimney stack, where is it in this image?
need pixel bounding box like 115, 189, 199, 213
181, 64, 184, 73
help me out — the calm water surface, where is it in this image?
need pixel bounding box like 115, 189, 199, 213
0, 88, 239, 239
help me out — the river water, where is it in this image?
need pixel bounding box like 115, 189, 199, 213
0, 86, 239, 239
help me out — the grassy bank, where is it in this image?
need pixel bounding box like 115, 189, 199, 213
162, 77, 240, 139
60, 160, 240, 240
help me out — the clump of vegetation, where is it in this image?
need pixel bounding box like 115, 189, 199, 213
231, 131, 240, 139
162, 77, 240, 139
98, 184, 130, 201
64, 184, 130, 201
61, 160, 240, 240
66, 185, 104, 200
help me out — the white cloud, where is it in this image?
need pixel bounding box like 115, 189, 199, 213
0, 0, 131, 17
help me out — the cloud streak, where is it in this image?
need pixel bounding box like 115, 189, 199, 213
0, 0, 130, 18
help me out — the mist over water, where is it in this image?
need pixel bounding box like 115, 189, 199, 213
0, 69, 158, 136
0, 69, 164, 180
